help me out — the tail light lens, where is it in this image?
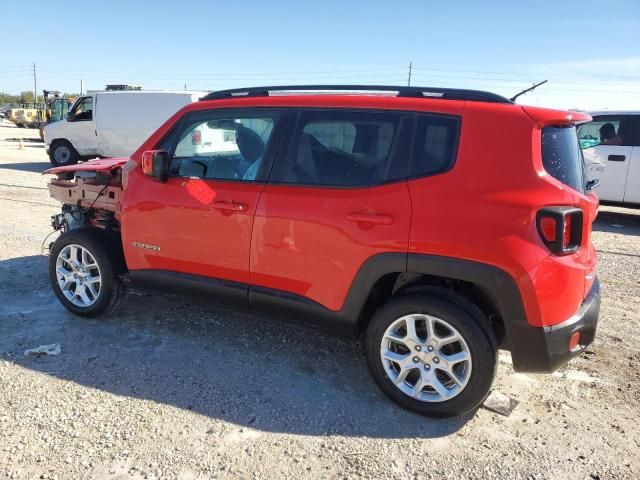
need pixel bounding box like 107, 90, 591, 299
191, 128, 201, 145
536, 207, 583, 255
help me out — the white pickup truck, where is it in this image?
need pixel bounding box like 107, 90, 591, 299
580, 111, 640, 205
43, 90, 205, 166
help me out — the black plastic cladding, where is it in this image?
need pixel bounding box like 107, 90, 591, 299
200, 85, 513, 104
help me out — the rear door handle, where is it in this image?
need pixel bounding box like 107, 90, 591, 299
346, 213, 394, 225
212, 201, 248, 212
608, 155, 626, 162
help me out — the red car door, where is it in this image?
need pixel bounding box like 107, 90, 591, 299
122, 109, 287, 305
249, 109, 413, 318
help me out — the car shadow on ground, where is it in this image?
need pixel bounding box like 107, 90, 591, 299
0, 162, 51, 173
0, 255, 471, 439
593, 207, 640, 236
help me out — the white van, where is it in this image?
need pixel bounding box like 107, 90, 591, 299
580, 111, 640, 205
43, 90, 205, 166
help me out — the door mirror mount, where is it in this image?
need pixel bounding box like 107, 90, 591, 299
141, 150, 170, 182
585, 178, 600, 191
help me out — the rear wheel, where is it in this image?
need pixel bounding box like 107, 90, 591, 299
365, 291, 497, 417
49, 139, 79, 167
49, 229, 124, 317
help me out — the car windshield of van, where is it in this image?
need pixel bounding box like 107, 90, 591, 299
577, 117, 623, 149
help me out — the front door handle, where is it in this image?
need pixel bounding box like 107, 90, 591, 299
608, 155, 626, 162
212, 201, 248, 212
346, 213, 394, 225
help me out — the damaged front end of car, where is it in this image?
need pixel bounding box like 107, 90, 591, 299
44, 158, 128, 239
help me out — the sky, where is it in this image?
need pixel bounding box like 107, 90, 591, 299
1, 0, 639, 110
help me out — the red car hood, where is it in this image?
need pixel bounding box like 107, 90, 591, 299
43, 157, 129, 175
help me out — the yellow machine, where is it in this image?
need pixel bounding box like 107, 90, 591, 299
37, 90, 75, 138
15, 108, 39, 128
7, 108, 23, 125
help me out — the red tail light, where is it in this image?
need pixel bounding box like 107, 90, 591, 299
562, 214, 572, 249
536, 207, 583, 255
192, 128, 201, 145
539, 217, 557, 243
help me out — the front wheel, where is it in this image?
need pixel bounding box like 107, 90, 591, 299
49, 139, 80, 167
365, 291, 497, 418
49, 228, 124, 317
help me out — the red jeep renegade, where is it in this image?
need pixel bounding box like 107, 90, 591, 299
44, 85, 600, 418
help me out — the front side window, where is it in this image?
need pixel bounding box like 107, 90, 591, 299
542, 126, 585, 193
70, 97, 93, 121
169, 114, 278, 181
272, 110, 405, 187
577, 115, 629, 148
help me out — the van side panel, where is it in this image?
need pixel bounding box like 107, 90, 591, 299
96, 93, 200, 157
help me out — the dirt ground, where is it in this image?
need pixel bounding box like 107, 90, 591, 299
0, 119, 638, 480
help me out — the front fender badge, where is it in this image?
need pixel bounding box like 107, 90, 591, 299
131, 241, 160, 252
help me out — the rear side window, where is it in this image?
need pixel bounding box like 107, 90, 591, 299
271, 110, 408, 187
411, 115, 460, 177
542, 126, 584, 193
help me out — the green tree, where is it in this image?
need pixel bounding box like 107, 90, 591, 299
20, 91, 34, 104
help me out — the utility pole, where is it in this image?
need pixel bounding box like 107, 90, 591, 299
80, 79, 84, 95
32, 62, 37, 107
184, 83, 187, 91
407, 61, 412, 86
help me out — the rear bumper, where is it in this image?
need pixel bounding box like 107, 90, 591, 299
509, 279, 600, 373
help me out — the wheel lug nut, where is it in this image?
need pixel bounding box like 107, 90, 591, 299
433, 357, 440, 364
424, 364, 430, 370
415, 345, 422, 352
412, 357, 419, 363
427, 346, 434, 352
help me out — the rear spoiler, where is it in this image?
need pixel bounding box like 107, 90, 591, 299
521, 106, 592, 128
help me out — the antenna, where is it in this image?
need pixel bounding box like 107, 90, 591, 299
510, 80, 548, 102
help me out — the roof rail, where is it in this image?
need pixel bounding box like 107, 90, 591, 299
200, 85, 513, 104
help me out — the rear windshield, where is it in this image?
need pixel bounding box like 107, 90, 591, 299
541, 126, 584, 193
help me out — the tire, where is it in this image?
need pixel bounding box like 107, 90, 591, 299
49, 139, 80, 167
364, 290, 497, 418
49, 228, 125, 318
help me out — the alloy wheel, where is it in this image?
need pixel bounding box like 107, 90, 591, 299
55, 244, 102, 307
380, 314, 472, 402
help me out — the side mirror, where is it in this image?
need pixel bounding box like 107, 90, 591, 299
66, 112, 75, 122
141, 150, 170, 182
585, 178, 600, 191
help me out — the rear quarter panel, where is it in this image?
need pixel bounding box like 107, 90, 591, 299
407, 102, 584, 326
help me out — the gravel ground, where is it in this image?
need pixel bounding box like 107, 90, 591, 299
0, 120, 638, 479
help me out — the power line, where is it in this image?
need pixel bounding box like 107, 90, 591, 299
410, 65, 640, 81
36, 66, 406, 78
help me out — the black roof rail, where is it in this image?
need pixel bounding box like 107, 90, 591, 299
200, 85, 513, 104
